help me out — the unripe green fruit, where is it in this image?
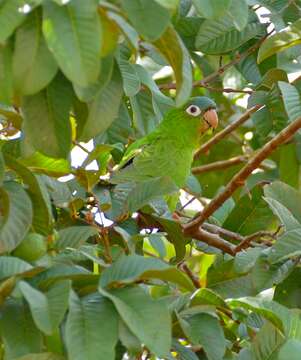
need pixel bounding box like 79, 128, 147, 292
13, 233, 47, 262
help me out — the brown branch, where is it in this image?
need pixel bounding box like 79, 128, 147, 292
202, 223, 244, 243
192, 228, 236, 255
194, 105, 262, 159
180, 263, 201, 288
234, 225, 283, 253
192, 155, 248, 175
184, 116, 301, 235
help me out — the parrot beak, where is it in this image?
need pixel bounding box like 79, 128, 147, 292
203, 109, 218, 129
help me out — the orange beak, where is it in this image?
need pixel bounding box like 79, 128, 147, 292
203, 109, 218, 129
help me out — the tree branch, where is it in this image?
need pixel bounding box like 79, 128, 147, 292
193, 228, 236, 255
183, 116, 301, 234
194, 105, 262, 159
192, 155, 248, 175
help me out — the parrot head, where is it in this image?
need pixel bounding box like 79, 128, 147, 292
183, 96, 218, 133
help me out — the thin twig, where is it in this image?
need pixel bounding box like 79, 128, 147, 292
192, 156, 248, 175
234, 225, 283, 253
194, 105, 262, 159
183, 116, 301, 234
73, 140, 90, 154
180, 263, 201, 288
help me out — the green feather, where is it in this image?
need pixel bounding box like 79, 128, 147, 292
111, 96, 217, 187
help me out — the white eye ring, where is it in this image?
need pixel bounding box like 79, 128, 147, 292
186, 105, 202, 117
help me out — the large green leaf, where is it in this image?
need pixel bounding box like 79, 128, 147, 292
20, 152, 71, 178
192, 0, 231, 19
22, 73, 73, 158
179, 313, 226, 360
0, 182, 32, 253
79, 63, 123, 142
258, 19, 301, 63
250, 322, 285, 360
196, 16, 265, 54
99, 285, 171, 358
0, 299, 43, 359
121, 0, 170, 41
13, 9, 58, 95
66, 292, 118, 360
279, 143, 300, 188
0, 41, 13, 104
268, 228, 301, 264
73, 55, 114, 103
223, 187, 273, 235
264, 181, 301, 224
278, 81, 301, 122
153, 26, 192, 105
227, 0, 248, 31
4, 155, 53, 235
0, 256, 32, 280
100, 254, 194, 290
56, 226, 99, 250
19, 280, 71, 335
0, 0, 42, 44
42, 0, 101, 86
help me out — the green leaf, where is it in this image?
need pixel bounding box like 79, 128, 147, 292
20, 152, 71, 178
15, 354, 65, 360
73, 55, 114, 103
264, 181, 301, 224
79, 63, 123, 142
223, 187, 273, 235
100, 254, 194, 290
274, 268, 301, 308
227, 0, 248, 31
0, 182, 32, 253
0, 41, 13, 104
22, 72, 73, 159
0, 0, 41, 44
192, 0, 231, 19
121, 0, 170, 41
250, 321, 285, 360
279, 143, 299, 188
99, 285, 171, 358
228, 297, 289, 332
118, 59, 141, 97
13, 9, 58, 95
66, 292, 118, 360
4, 154, 53, 235
107, 11, 139, 50
278, 81, 301, 122
56, 226, 99, 250
269, 228, 301, 264
190, 288, 228, 308
180, 313, 226, 360
258, 19, 301, 63
127, 177, 178, 212
196, 17, 265, 54
0, 256, 32, 280
153, 26, 192, 105
0, 299, 43, 359
19, 280, 71, 335
278, 340, 301, 360
42, 0, 101, 86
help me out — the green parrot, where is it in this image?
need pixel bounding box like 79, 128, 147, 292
111, 96, 218, 188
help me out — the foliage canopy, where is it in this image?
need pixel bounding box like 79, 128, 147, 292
1, 0, 301, 359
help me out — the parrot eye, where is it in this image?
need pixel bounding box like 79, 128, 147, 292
186, 105, 202, 116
